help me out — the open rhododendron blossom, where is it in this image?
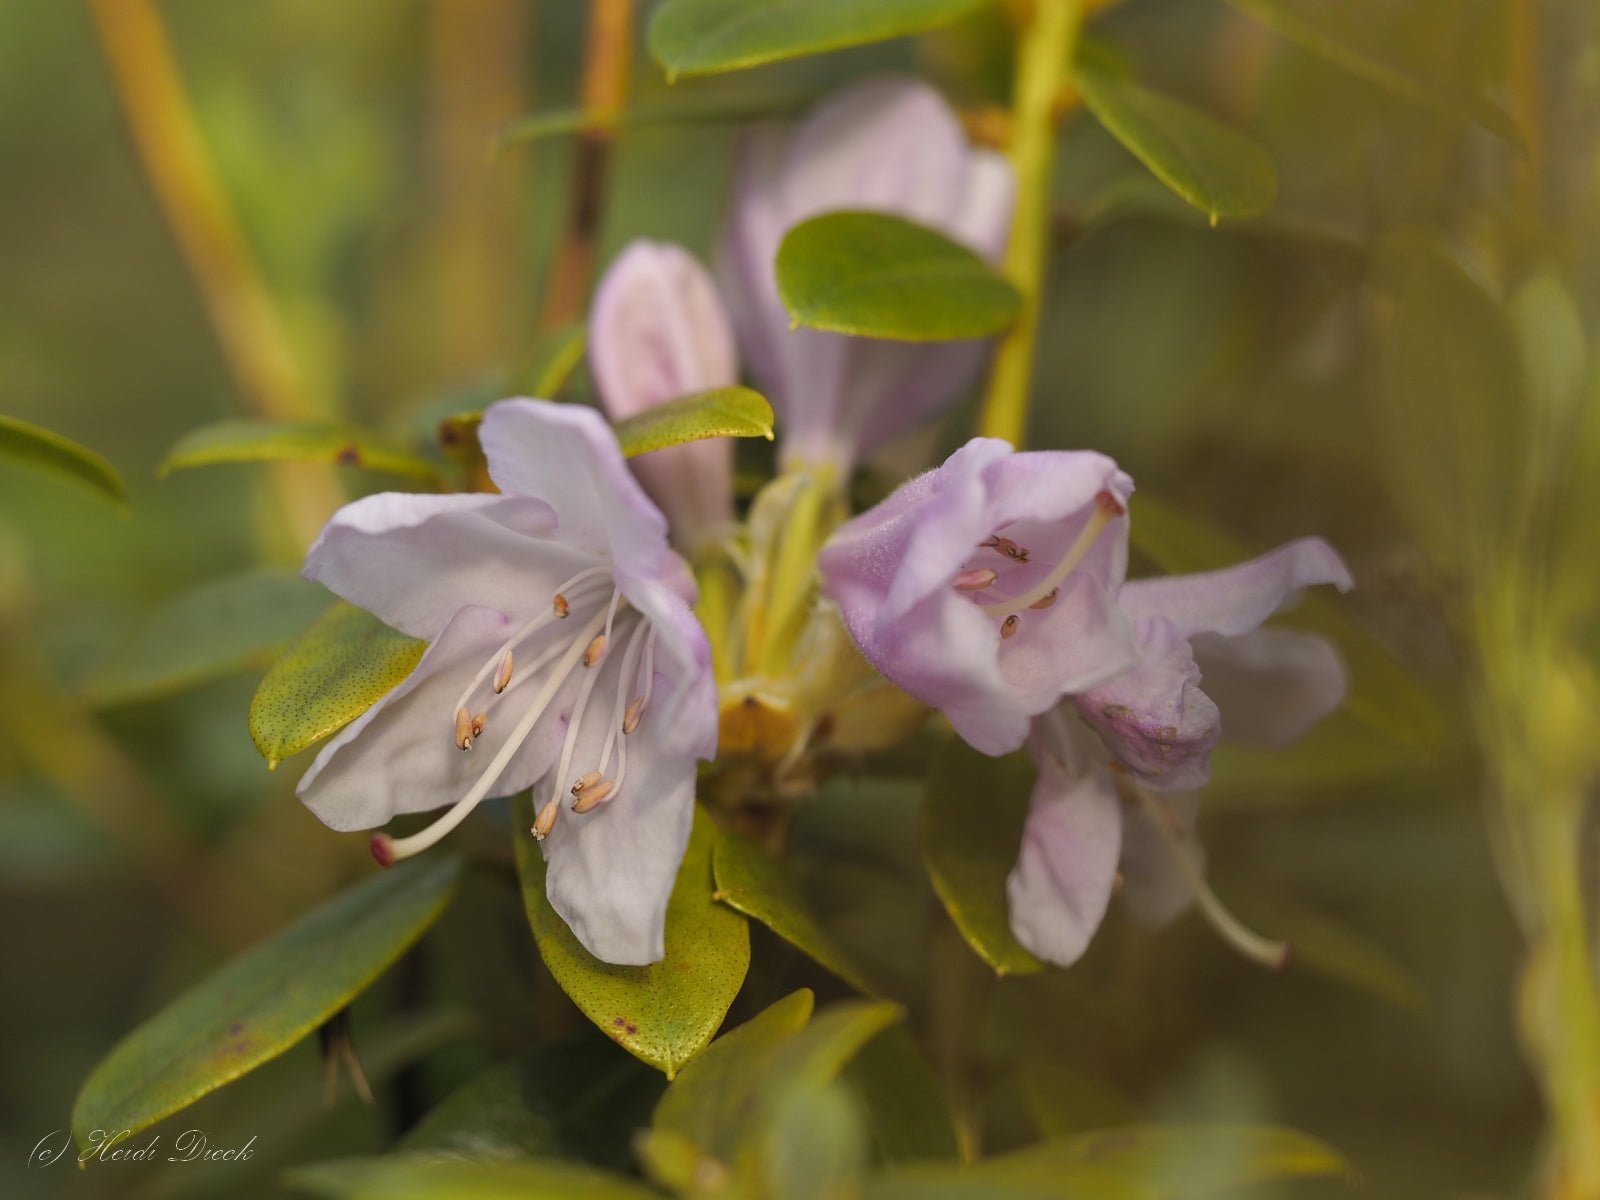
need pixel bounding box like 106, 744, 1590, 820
821, 437, 1354, 968
294, 399, 716, 965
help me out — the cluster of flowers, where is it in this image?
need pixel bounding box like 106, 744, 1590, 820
294, 80, 1350, 970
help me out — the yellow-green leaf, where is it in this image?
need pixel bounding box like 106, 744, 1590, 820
159, 418, 439, 481
1127, 491, 1444, 753
845, 1025, 961, 1163
777, 211, 1021, 341
84, 568, 331, 707
248, 602, 426, 768
0, 413, 127, 509
287, 1156, 661, 1200
713, 826, 878, 995
71, 855, 462, 1149
613, 386, 775, 458
923, 741, 1042, 976
1075, 56, 1277, 223
514, 801, 749, 1077
648, 0, 986, 78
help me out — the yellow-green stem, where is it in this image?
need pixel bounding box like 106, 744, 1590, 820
979, 0, 1084, 446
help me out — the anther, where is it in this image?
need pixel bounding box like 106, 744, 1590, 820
369, 834, 396, 868
471, 710, 486, 738
453, 706, 475, 750
982, 534, 1029, 563
1000, 614, 1020, 639
1030, 588, 1059, 610
981, 494, 1121, 616
531, 800, 560, 842
553, 593, 570, 618
493, 650, 515, 694
622, 696, 645, 734
571, 770, 602, 796
571, 779, 616, 813
953, 567, 998, 592
583, 634, 607, 667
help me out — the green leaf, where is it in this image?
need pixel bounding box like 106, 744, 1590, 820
159, 418, 439, 481
765, 1079, 869, 1200
844, 1025, 961, 1163
288, 1156, 661, 1200
0, 413, 127, 509
713, 826, 878, 994
654, 990, 902, 1186
923, 741, 1042, 975
248, 602, 426, 768
777, 212, 1021, 341
400, 1037, 665, 1171
514, 801, 749, 1077
1127, 491, 1445, 754
613, 386, 775, 458
1219, 0, 1519, 142
71, 855, 462, 1148
869, 1124, 1349, 1200
1020, 1060, 1138, 1138
648, 0, 986, 78
1074, 56, 1277, 223
498, 94, 818, 148
84, 568, 331, 707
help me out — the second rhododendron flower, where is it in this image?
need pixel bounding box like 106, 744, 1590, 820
294, 399, 717, 966
818, 437, 1137, 756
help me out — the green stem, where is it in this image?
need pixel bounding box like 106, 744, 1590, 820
978, 0, 1084, 446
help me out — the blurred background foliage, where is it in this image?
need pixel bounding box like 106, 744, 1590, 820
3, 0, 1593, 1196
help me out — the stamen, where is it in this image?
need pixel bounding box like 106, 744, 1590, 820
547, 592, 623, 814
1000, 615, 1020, 639
981, 534, 1029, 562
553, 593, 570, 618
571, 770, 602, 796
570, 779, 615, 813
952, 567, 998, 592
531, 800, 560, 842
1133, 788, 1290, 971
594, 621, 651, 801
622, 697, 645, 734
454, 706, 474, 750
377, 606, 612, 865
493, 650, 515, 694
583, 634, 607, 667
1029, 588, 1059, 610
471, 711, 486, 738
981, 491, 1121, 616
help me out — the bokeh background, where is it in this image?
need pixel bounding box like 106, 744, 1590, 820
4, 1, 1586, 1196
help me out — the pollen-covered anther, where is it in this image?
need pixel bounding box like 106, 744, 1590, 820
1029, 588, 1059, 610
531, 800, 560, 842
1000, 614, 1020, 639
553, 592, 571, 618
493, 650, 515, 694
471, 710, 486, 738
952, 567, 998, 592
981, 534, 1029, 562
622, 696, 645, 734
583, 634, 607, 667
453, 706, 475, 750
571, 769, 602, 796
571, 779, 616, 814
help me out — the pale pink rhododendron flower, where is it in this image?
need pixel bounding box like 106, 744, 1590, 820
819, 437, 1353, 968
589, 239, 739, 552
295, 399, 717, 966
719, 77, 1015, 472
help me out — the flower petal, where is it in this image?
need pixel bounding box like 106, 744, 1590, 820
589, 240, 738, 547
1072, 616, 1222, 791
302, 491, 572, 638
1192, 627, 1348, 746
478, 399, 682, 600
296, 605, 572, 832
1118, 537, 1353, 640
1006, 757, 1123, 968
1118, 790, 1202, 928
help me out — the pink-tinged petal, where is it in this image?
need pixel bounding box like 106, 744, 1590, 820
303, 491, 572, 638
718, 78, 1015, 470
1192, 627, 1348, 746
478, 400, 684, 601
1072, 617, 1222, 792
297, 605, 571, 832
1006, 757, 1124, 968
821, 440, 1137, 755
589, 240, 738, 548
1118, 791, 1202, 928
1119, 537, 1353, 640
